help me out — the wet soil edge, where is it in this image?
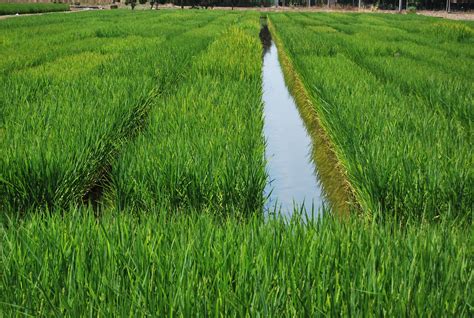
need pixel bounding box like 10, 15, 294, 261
267, 19, 362, 217
81, 90, 156, 211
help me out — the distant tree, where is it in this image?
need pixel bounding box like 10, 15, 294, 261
127, 0, 137, 9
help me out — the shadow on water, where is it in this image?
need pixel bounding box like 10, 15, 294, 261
260, 19, 326, 220
259, 18, 272, 56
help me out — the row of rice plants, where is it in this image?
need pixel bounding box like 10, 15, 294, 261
0, 3, 69, 16
0, 11, 242, 214
293, 13, 473, 121
0, 10, 232, 75
1, 208, 471, 316
269, 13, 473, 221
296, 13, 473, 79
110, 13, 267, 214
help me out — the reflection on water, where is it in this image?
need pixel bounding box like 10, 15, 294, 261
261, 29, 325, 218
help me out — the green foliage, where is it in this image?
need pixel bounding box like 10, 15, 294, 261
430, 21, 474, 42
0, 3, 69, 15
270, 13, 473, 221
0, 11, 264, 215
111, 20, 266, 214
1, 209, 472, 316
0, 11, 472, 316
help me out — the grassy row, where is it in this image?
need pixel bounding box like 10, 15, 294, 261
0, 10, 234, 75
110, 13, 266, 214
1, 209, 471, 316
269, 13, 473, 220
0, 3, 69, 16
0, 11, 242, 214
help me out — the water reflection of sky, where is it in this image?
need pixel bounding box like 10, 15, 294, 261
262, 41, 325, 219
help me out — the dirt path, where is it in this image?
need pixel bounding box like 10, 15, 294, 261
415, 10, 474, 20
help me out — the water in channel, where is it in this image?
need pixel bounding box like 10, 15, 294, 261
260, 25, 325, 218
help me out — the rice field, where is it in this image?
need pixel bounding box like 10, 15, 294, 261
0, 10, 472, 316
269, 13, 473, 221
0, 10, 265, 215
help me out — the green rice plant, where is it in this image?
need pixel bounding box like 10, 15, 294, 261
430, 21, 474, 42
0, 208, 471, 316
269, 13, 473, 221
0, 3, 69, 16
0, 11, 247, 214
111, 16, 267, 214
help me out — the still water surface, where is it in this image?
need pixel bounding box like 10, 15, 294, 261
262, 39, 325, 218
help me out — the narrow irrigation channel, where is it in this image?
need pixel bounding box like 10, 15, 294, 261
260, 23, 325, 218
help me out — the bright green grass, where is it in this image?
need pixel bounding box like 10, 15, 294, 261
0, 11, 472, 316
0, 3, 69, 16
1, 209, 472, 316
269, 13, 473, 220
0, 10, 263, 214
110, 17, 266, 214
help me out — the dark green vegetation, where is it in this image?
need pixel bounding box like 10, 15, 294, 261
270, 13, 473, 221
0, 10, 472, 316
0, 3, 69, 15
